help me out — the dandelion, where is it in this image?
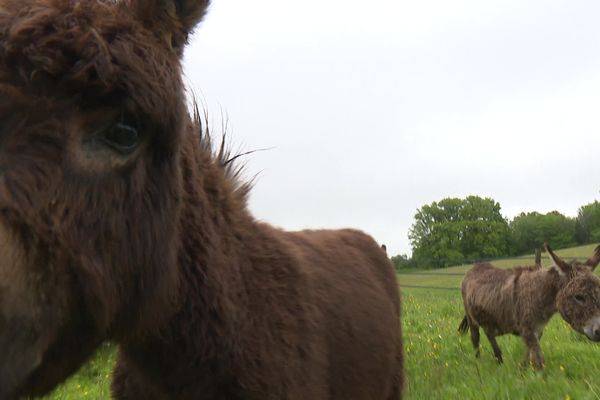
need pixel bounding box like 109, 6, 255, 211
560, 365, 565, 372
565, 395, 571, 400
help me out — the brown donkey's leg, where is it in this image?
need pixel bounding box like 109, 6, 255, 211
111, 353, 162, 400
387, 342, 404, 399
387, 383, 401, 400
483, 329, 503, 363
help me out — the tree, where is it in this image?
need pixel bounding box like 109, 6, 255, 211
575, 201, 600, 244
509, 211, 576, 255
409, 196, 510, 268
390, 254, 417, 271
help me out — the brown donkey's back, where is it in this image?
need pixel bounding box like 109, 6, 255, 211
271, 228, 403, 399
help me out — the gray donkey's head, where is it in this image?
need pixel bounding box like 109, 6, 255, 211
550, 244, 600, 341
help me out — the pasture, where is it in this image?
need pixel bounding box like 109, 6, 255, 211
42, 245, 600, 399
403, 289, 600, 399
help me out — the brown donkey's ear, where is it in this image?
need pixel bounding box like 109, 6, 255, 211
545, 242, 572, 274
584, 245, 600, 271
130, 0, 211, 54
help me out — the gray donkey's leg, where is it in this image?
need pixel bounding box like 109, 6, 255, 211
470, 323, 481, 357
523, 332, 544, 369
483, 329, 503, 363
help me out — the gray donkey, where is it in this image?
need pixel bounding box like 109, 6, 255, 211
459, 244, 600, 369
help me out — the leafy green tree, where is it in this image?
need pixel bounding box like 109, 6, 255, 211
575, 201, 600, 244
390, 254, 417, 271
409, 196, 510, 268
509, 211, 576, 255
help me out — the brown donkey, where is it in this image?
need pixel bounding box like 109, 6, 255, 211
459, 244, 600, 369
0, 1, 402, 399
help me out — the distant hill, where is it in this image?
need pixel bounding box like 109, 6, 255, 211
397, 243, 600, 290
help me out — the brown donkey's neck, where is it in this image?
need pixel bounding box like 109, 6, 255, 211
176, 128, 258, 311
112, 129, 264, 393
115, 129, 265, 392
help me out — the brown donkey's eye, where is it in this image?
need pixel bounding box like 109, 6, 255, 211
99, 113, 141, 154
102, 123, 139, 153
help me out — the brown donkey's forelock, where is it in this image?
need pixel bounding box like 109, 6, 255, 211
0, 1, 402, 399
459, 243, 600, 369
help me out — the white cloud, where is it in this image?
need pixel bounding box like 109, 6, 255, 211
183, 0, 600, 256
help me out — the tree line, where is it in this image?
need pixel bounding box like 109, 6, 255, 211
392, 196, 600, 270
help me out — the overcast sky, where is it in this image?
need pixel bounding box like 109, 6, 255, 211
182, 0, 600, 256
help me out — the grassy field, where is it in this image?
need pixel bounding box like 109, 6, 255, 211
43, 343, 115, 399
400, 243, 600, 400
402, 289, 600, 399
42, 244, 600, 399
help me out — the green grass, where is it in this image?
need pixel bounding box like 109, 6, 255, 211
401, 243, 600, 399
403, 289, 600, 400
42, 244, 600, 399
44, 343, 115, 399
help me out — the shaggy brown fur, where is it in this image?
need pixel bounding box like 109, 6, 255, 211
459, 244, 600, 369
0, 1, 402, 399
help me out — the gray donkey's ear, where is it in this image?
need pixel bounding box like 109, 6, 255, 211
130, 0, 211, 55
584, 245, 600, 271
545, 243, 572, 275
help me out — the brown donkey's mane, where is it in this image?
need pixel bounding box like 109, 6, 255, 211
0, 1, 402, 399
